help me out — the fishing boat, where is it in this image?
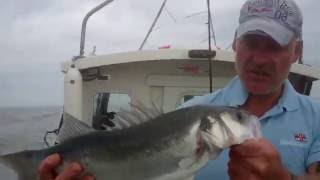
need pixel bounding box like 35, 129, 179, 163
59, 48, 320, 130
45, 0, 320, 161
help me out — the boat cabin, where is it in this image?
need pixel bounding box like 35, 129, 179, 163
60, 49, 320, 130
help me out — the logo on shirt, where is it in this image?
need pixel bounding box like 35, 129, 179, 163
294, 133, 307, 143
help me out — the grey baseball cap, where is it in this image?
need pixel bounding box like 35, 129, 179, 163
236, 0, 303, 46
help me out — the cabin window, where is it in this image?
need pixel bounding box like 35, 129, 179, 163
176, 95, 202, 108
92, 93, 131, 130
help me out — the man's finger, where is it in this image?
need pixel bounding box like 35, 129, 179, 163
231, 139, 272, 157
38, 153, 61, 180
56, 162, 83, 180
82, 174, 96, 180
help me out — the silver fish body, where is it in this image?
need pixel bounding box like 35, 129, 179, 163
0, 105, 260, 180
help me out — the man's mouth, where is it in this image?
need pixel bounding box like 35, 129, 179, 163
246, 70, 270, 79
250, 69, 268, 75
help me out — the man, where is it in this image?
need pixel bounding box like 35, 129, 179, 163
187, 0, 320, 179
38, 0, 320, 179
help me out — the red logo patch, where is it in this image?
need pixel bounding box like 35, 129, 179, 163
294, 133, 307, 142
178, 64, 201, 75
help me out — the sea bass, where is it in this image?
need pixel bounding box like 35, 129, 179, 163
0, 105, 260, 180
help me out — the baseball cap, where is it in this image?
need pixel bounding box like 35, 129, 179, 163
236, 0, 303, 46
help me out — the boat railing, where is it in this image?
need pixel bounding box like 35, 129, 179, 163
73, 0, 114, 61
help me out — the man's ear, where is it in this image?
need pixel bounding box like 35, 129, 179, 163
292, 40, 303, 63
232, 39, 237, 51
232, 31, 237, 51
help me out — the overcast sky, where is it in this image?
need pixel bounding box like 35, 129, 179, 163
0, 0, 319, 107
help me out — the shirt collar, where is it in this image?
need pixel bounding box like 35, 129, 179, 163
221, 76, 300, 111
221, 76, 248, 107
278, 79, 300, 112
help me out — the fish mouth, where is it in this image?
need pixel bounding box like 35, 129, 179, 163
247, 115, 262, 138
195, 140, 206, 158
195, 130, 222, 159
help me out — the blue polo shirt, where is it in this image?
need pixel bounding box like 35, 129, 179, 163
181, 76, 320, 179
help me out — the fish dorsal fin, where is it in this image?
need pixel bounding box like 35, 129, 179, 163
110, 101, 163, 130
57, 113, 95, 143
130, 101, 163, 119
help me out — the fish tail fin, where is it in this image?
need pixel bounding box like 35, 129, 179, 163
0, 150, 42, 180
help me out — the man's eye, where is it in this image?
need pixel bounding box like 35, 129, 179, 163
240, 36, 258, 49
242, 37, 283, 53
246, 40, 257, 49
267, 43, 283, 52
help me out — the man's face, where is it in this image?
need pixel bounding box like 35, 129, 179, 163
233, 34, 301, 95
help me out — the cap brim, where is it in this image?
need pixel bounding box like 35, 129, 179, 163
236, 18, 295, 46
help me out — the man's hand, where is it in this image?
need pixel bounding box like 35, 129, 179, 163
37, 153, 95, 180
228, 138, 291, 180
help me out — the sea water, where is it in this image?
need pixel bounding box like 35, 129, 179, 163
0, 106, 62, 179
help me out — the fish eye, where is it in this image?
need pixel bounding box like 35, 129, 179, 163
236, 112, 243, 120
200, 116, 215, 131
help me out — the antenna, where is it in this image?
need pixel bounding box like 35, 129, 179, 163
139, 0, 167, 50
164, 7, 177, 23
207, 0, 213, 93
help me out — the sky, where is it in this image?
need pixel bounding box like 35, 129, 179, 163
0, 0, 319, 107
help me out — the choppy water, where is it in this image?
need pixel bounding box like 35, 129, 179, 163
0, 106, 62, 179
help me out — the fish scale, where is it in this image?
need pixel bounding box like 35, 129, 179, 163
0, 105, 260, 180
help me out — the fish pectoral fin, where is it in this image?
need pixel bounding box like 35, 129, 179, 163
58, 112, 95, 142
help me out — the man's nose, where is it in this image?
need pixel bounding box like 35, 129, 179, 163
250, 47, 272, 65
